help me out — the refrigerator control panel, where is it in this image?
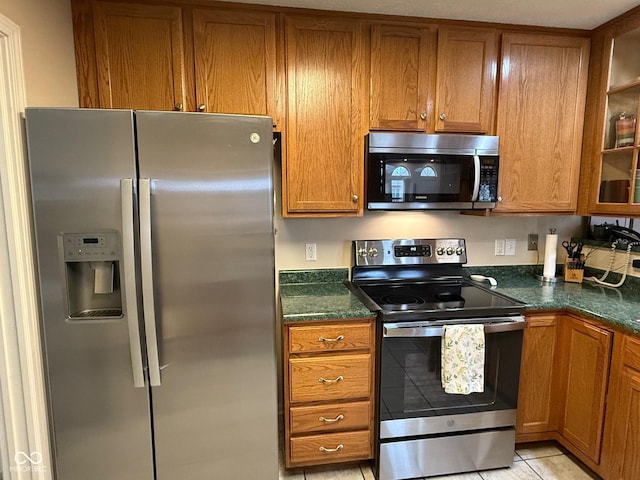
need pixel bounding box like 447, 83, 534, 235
61, 232, 119, 262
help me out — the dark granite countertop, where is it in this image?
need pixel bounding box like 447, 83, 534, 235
280, 266, 640, 334
464, 266, 640, 335
279, 269, 373, 322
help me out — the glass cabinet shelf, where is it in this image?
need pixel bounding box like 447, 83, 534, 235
598, 150, 636, 204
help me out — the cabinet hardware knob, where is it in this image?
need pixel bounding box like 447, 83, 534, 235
318, 335, 344, 342
439, 113, 446, 121
319, 414, 344, 423
198, 104, 206, 112
319, 376, 344, 384
497, 196, 503, 202
420, 113, 427, 120
352, 194, 358, 203
319, 444, 344, 453
174, 103, 183, 111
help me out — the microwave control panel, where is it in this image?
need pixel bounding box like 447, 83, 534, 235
478, 158, 499, 202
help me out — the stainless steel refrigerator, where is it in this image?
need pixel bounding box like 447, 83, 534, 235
25, 108, 278, 479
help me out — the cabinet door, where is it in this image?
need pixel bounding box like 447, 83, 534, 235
434, 27, 498, 133
602, 335, 640, 480
92, 1, 187, 110
560, 317, 612, 464
495, 34, 589, 213
284, 16, 366, 216
192, 9, 277, 118
516, 314, 559, 437
370, 24, 436, 131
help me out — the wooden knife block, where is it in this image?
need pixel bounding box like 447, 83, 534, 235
564, 256, 584, 283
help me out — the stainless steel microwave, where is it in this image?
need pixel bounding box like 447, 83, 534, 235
365, 132, 500, 210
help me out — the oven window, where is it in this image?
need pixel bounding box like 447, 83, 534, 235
380, 330, 522, 421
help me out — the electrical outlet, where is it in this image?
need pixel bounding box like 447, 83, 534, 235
305, 243, 317, 261
505, 239, 516, 256
528, 233, 538, 251
494, 239, 505, 256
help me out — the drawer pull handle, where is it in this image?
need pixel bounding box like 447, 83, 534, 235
318, 335, 344, 342
319, 375, 344, 384
319, 414, 344, 423
319, 444, 344, 453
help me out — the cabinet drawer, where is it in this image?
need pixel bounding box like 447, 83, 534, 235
289, 323, 372, 353
290, 430, 372, 465
289, 354, 371, 403
290, 401, 371, 434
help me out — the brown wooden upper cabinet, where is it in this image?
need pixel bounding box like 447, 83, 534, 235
80, 1, 188, 111
580, 16, 640, 217
282, 15, 367, 216
434, 27, 498, 134
192, 9, 277, 117
369, 24, 496, 134
369, 23, 436, 131
71, 0, 278, 118
494, 33, 589, 213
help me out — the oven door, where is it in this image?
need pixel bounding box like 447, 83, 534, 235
379, 316, 524, 439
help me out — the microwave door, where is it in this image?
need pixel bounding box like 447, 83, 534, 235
375, 155, 474, 209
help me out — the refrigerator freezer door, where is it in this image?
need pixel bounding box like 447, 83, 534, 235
25, 108, 154, 479
135, 111, 278, 479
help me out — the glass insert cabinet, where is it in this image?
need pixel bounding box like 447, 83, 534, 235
594, 27, 640, 213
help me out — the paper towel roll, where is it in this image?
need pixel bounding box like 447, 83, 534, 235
542, 233, 558, 278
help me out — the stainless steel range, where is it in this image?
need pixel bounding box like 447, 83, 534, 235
345, 238, 526, 480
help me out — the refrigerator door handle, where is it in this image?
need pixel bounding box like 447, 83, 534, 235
120, 178, 146, 388
140, 178, 162, 386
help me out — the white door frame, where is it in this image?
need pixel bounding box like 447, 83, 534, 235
0, 14, 51, 480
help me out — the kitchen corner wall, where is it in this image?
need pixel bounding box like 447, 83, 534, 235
274, 211, 584, 270
0, 0, 78, 106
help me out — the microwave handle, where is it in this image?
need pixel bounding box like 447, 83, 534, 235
471, 154, 480, 201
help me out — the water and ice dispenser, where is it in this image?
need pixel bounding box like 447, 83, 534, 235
60, 232, 123, 319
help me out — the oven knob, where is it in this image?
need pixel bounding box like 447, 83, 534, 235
456, 247, 464, 255
436, 247, 445, 255
446, 247, 454, 255
368, 247, 379, 258
358, 248, 368, 258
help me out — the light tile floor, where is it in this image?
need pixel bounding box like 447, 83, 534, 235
279, 442, 601, 480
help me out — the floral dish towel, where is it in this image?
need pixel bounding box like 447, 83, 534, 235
441, 324, 485, 394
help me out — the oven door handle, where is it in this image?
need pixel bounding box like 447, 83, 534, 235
383, 320, 526, 338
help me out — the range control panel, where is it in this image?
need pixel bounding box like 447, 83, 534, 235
354, 238, 467, 266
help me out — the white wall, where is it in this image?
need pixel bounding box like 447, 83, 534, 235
0, 0, 78, 106
275, 211, 584, 269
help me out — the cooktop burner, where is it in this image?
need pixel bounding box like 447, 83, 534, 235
362, 282, 467, 311
378, 294, 426, 310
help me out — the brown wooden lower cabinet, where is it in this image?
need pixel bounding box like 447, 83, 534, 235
601, 334, 640, 479
283, 318, 375, 468
516, 313, 560, 439
517, 311, 623, 478
558, 316, 612, 465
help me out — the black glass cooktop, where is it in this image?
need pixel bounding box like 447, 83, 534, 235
350, 280, 524, 321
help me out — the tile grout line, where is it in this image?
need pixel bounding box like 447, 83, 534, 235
523, 458, 546, 480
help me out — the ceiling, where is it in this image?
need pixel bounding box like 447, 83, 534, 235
224, 0, 640, 29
